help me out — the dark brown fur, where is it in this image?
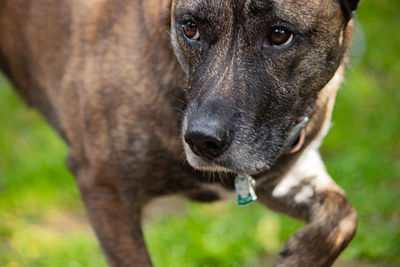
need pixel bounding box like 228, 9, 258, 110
0, 0, 359, 266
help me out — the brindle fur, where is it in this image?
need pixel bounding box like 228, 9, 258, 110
0, 0, 359, 266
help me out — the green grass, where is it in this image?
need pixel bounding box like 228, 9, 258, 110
1, 1, 399, 266
0, 78, 106, 267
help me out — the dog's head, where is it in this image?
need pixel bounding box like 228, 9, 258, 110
170, 0, 359, 174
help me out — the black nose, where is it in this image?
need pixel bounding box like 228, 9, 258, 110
184, 117, 231, 160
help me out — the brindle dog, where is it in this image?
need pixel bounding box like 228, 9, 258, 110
0, 0, 359, 266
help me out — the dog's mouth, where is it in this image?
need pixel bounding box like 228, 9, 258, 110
183, 117, 309, 175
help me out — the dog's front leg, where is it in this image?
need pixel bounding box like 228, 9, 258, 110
257, 149, 357, 267
73, 166, 152, 267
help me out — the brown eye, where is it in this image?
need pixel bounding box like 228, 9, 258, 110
267, 28, 294, 46
183, 21, 200, 40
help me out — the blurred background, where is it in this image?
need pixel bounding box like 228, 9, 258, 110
0, 1, 399, 266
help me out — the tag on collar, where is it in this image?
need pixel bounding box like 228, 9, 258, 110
235, 174, 257, 206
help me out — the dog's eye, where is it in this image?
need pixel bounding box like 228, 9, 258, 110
265, 28, 294, 47
182, 21, 200, 41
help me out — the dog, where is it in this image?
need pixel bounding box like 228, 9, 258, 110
0, 0, 360, 266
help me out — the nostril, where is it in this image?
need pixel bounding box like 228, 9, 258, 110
184, 136, 194, 148
205, 140, 221, 151
184, 130, 229, 160
202, 139, 226, 158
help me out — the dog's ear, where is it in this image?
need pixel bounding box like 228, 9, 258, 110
339, 0, 360, 21
344, 0, 360, 11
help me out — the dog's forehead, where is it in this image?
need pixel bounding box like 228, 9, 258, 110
173, 0, 343, 26
269, 0, 343, 27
